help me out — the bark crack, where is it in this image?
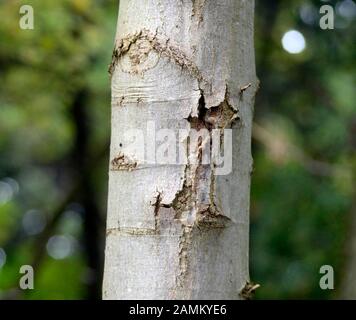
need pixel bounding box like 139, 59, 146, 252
152, 191, 164, 233
168, 87, 239, 227
170, 88, 239, 288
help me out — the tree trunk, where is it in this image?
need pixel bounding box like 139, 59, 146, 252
103, 0, 257, 300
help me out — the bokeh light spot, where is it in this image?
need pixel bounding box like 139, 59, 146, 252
0, 248, 6, 268
46, 235, 75, 260
0, 181, 13, 205
337, 0, 356, 19
22, 209, 46, 236
281, 30, 306, 54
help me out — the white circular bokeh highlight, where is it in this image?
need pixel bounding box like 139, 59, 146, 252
281, 30, 306, 54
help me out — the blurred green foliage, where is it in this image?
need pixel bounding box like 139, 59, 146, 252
0, 0, 117, 299
0, 0, 355, 299
252, 0, 355, 299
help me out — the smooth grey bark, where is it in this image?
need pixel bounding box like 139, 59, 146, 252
103, 0, 257, 300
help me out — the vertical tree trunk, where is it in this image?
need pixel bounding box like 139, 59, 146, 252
103, 0, 257, 299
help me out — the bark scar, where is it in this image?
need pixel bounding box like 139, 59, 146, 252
165, 88, 239, 229
111, 152, 138, 171
151, 191, 165, 233
109, 28, 205, 84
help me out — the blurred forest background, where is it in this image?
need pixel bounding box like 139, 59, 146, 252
0, 0, 355, 299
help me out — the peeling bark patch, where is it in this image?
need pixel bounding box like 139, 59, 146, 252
109, 29, 204, 83
168, 88, 237, 228
111, 152, 138, 171
189, 87, 239, 130
204, 98, 239, 129
172, 182, 194, 217
239, 282, 260, 300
